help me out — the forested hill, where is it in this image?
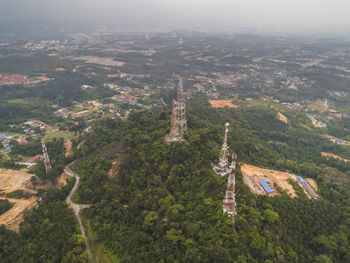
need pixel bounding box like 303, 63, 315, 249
70, 96, 350, 263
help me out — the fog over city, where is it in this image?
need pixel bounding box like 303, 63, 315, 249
1, 0, 350, 33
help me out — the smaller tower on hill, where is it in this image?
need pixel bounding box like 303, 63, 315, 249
165, 76, 187, 142
213, 122, 230, 176
41, 137, 52, 174
223, 152, 237, 218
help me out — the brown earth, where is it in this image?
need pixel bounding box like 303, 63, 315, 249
64, 140, 73, 158
277, 112, 288, 123
108, 160, 121, 179
305, 178, 318, 191
55, 67, 67, 72
0, 197, 38, 232
209, 100, 239, 108
57, 173, 67, 187
322, 152, 350, 163
0, 169, 33, 194
72, 65, 81, 72
241, 164, 314, 198
0, 169, 38, 231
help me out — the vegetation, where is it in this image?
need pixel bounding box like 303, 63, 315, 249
31, 137, 72, 181
67, 100, 350, 263
1, 32, 349, 263
0, 199, 13, 215
0, 178, 88, 263
0, 152, 22, 169
6, 190, 24, 199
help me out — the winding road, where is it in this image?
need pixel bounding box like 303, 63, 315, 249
64, 162, 92, 259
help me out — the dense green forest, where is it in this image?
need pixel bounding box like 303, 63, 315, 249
1, 95, 349, 262
67, 96, 350, 263
0, 179, 88, 263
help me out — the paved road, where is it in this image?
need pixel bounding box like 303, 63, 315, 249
15, 162, 36, 168
65, 162, 92, 260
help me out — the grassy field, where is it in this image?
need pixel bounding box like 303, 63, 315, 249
67, 105, 85, 113
45, 130, 75, 142
84, 218, 119, 263
307, 101, 328, 113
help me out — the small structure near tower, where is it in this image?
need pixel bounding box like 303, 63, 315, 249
165, 76, 187, 142
223, 152, 237, 218
213, 122, 231, 176
41, 137, 52, 174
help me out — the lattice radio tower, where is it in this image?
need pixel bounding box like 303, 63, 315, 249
41, 137, 52, 174
223, 152, 237, 218
213, 122, 230, 176
165, 76, 187, 141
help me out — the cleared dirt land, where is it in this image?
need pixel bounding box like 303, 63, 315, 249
322, 152, 350, 163
0, 169, 38, 231
64, 140, 73, 157
277, 112, 288, 123
0, 197, 37, 232
57, 173, 68, 186
241, 164, 315, 198
306, 178, 318, 191
209, 100, 239, 108
0, 169, 33, 194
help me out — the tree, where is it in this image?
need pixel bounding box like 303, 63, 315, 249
264, 209, 280, 223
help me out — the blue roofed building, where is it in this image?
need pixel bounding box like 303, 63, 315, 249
297, 176, 319, 199
260, 179, 274, 193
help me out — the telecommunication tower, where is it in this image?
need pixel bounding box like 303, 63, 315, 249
41, 137, 52, 174
213, 122, 230, 176
223, 152, 237, 218
165, 76, 187, 141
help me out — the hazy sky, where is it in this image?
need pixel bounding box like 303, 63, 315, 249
1, 0, 350, 32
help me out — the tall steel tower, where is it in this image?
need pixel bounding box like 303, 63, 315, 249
223, 152, 237, 218
165, 76, 187, 142
41, 137, 52, 174
213, 122, 230, 176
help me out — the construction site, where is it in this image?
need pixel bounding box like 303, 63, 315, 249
0, 137, 53, 232
241, 164, 319, 199
0, 168, 38, 232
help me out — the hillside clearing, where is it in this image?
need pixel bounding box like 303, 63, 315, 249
0, 169, 38, 231
241, 164, 315, 198
0, 169, 33, 194
64, 140, 73, 157
0, 196, 38, 232
322, 152, 350, 163
209, 100, 239, 108
277, 112, 288, 123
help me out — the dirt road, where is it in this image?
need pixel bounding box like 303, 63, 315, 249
65, 163, 92, 259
